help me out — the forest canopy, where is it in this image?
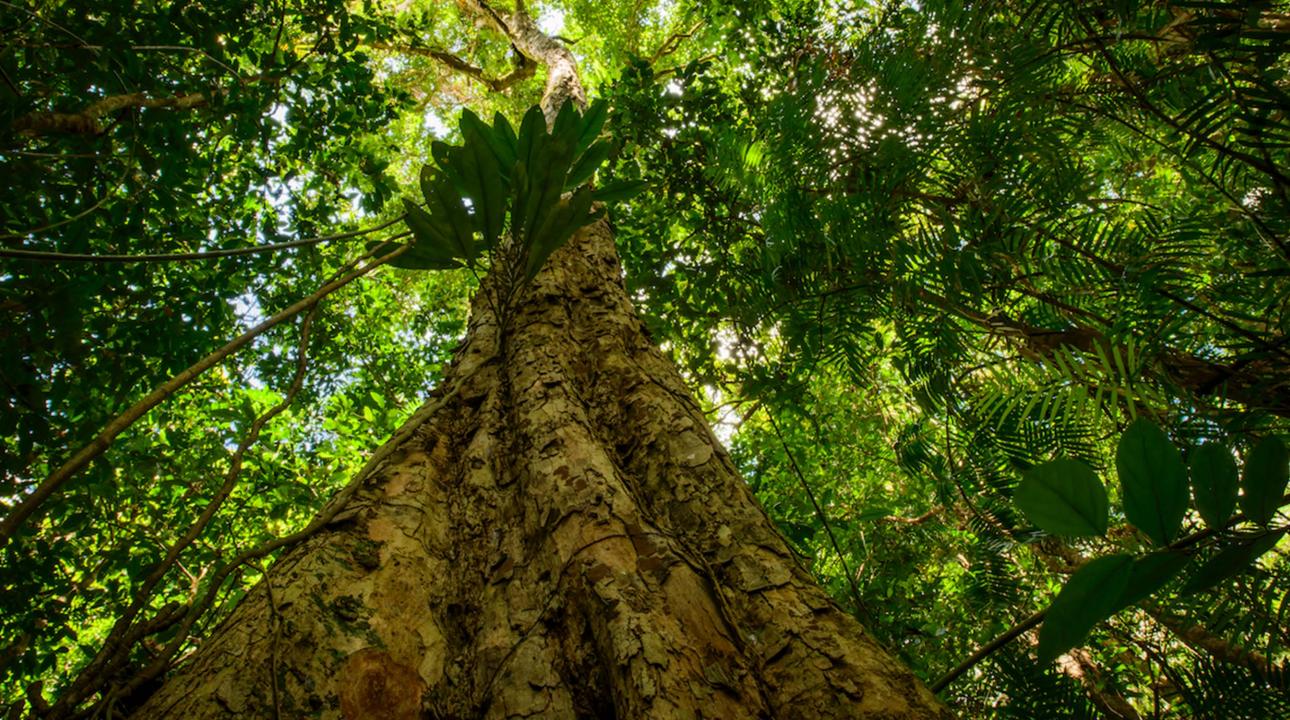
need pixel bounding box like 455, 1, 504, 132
2, 0, 1290, 717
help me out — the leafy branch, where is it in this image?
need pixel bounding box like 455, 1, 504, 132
0, 217, 403, 262
0, 240, 409, 547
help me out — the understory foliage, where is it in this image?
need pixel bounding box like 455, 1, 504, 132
608, 0, 1290, 716
2, 0, 1290, 718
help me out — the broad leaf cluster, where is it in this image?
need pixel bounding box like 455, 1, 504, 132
387, 100, 645, 280
1014, 419, 1289, 663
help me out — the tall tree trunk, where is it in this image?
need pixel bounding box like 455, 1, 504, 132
129, 7, 950, 718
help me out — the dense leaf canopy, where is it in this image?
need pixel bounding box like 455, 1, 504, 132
2, 0, 1289, 717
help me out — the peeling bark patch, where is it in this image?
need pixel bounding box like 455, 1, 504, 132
337, 648, 424, 720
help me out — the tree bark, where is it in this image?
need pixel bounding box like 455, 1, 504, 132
127, 6, 951, 718
129, 218, 949, 720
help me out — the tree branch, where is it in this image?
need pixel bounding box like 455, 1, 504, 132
764, 408, 869, 618
13, 91, 211, 137
0, 216, 403, 262
650, 21, 704, 63
878, 507, 941, 525
457, 0, 513, 36
367, 42, 534, 91
57, 303, 322, 711
0, 239, 409, 548
932, 494, 1290, 693
455, 0, 584, 116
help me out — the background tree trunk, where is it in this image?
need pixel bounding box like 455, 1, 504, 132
129, 219, 950, 719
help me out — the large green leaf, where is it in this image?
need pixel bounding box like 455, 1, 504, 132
575, 99, 609, 157
524, 187, 601, 280
565, 139, 612, 190
1240, 436, 1288, 525
1038, 554, 1134, 664
591, 178, 648, 203
430, 141, 457, 180
1190, 443, 1238, 529
517, 133, 576, 247
378, 242, 462, 270
493, 111, 519, 157
1111, 551, 1191, 613
1013, 459, 1108, 537
421, 173, 475, 263
551, 98, 580, 145
465, 125, 507, 247
460, 108, 516, 174
401, 199, 460, 265
1117, 419, 1189, 546
516, 105, 546, 171
453, 124, 506, 247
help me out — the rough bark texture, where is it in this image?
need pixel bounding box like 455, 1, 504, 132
130, 218, 951, 719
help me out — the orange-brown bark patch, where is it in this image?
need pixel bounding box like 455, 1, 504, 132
337, 648, 424, 720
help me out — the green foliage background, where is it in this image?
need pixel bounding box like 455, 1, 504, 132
2, 0, 1289, 717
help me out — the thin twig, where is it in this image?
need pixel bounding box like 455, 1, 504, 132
649, 21, 704, 64
0, 145, 139, 239
59, 302, 323, 707
931, 609, 1046, 693
931, 492, 1290, 692
763, 408, 868, 617
0, 0, 91, 46
0, 217, 403, 262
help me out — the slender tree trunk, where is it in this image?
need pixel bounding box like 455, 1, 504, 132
129, 8, 951, 718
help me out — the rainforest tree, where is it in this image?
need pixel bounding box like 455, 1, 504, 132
3, 0, 1290, 718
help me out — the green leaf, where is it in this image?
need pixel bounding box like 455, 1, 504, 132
493, 111, 518, 156
421, 176, 474, 262
574, 99, 608, 157
591, 178, 648, 203
552, 98, 579, 145
442, 121, 507, 248
1181, 528, 1288, 594
1038, 554, 1134, 664
1240, 436, 1288, 525
1111, 551, 1190, 613
565, 139, 612, 189
1013, 459, 1108, 537
1117, 418, 1189, 546
419, 165, 438, 206
463, 125, 507, 247
516, 105, 545, 170
405, 197, 466, 265
510, 160, 533, 243
518, 133, 577, 247
1190, 443, 1238, 529
430, 141, 455, 176
524, 187, 600, 280
372, 239, 459, 271
461, 108, 515, 174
